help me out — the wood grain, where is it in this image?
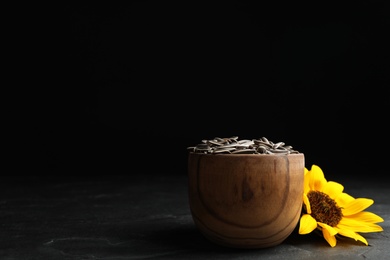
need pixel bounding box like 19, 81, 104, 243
188, 153, 304, 248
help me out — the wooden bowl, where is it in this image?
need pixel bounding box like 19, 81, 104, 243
187, 152, 304, 248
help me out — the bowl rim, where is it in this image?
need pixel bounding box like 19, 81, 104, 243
188, 152, 304, 157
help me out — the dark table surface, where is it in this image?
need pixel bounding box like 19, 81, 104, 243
1, 173, 389, 260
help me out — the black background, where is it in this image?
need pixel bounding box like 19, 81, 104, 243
19, 1, 389, 181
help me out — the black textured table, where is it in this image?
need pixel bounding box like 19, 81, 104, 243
1, 174, 389, 260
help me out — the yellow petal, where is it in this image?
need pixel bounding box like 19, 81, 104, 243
318, 223, 337, 247
303, 170, 310, 194
308, 165, 327, 191
347, 211, 384, 223
338, 217, 384, 233
303, 193, 311, 214
342, 198, 374, 216
335, 228, 368, 245
335, 192, 355, 207
323, 181, 344, 199
318, 222, 338, 236
299, 214, 317, 234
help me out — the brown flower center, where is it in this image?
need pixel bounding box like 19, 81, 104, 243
307, 190, 343, 227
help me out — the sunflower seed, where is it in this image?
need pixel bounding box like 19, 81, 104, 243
188, 136, 299, 155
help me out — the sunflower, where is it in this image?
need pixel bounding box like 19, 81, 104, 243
298, 164, 384, 247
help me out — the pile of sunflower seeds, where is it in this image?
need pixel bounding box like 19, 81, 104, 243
187, 136, 299, 155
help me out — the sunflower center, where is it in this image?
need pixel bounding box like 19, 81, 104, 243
307, 190, 343, 227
